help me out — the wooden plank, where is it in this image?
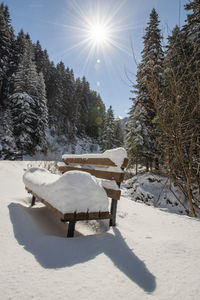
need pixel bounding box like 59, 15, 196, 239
26, 187, 110, 221
62, 156, 129, 169
58, 165, 125, 182
103, 187, 121, 200
63, 211, 110, 221
62, 157, 117, 167
121, 157, 129, 169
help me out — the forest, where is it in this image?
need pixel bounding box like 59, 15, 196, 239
0, 2, 123, 158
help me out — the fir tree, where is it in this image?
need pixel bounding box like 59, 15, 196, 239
126, 8, 164, 169
125, 102, 150, 170
86, 92, 105, 138
101, 106, 115, 150
113, 118, 124, 147
35, 72, 48, 151
86, 91, 105, 140
1, 108, 16, 156
10, 92, 36, 153
0, 4, 14, 105
78, 76, 90, 135
183, 0, 200, 126
71, 77, 82, 135
10, 36, 48, 154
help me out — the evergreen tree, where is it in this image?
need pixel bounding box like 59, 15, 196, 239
1, 108, 16, 156
47, 61, 74, 136
71, 77, 82, 135
101, 106, 115, 150
184, 0, 200, 43
0, 4, 14, 105
113, 118, 124, 147
34, 40, 46, 74
45, 61, 57, 129
86, 92, 105, 138
64, 67, 75, 118
12, 29, 26, 72
183, 0, 200, 126
10, 36, 48, 154
126, 8, 164, 169
35, 72, 48, 151
78, 76, 90, 135
9, 92, 36, 153
125, 102, 150, 170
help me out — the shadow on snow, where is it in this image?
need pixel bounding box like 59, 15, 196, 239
8, 202, 156, 293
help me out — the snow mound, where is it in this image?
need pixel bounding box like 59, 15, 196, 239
23, 168, 109, 213
99, 179, 120, 191
62, 147, 127, 167
123, 172, 188, 215
103, 148, 127, 167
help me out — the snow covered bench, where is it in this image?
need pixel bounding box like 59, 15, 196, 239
58, 148, 128, 231
24, 148, 128, 237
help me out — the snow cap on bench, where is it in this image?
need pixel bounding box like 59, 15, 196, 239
62, 147, 128, 168
23, 168, 109, 213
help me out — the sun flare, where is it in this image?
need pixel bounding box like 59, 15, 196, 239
88, 23, 109, 44
55, 1, 132, 73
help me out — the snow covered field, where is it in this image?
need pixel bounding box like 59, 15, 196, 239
1, 161, 200, 300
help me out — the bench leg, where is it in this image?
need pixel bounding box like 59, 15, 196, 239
67, 220, 76, 237
109, 199, 118, 226
31, 195, 36, 207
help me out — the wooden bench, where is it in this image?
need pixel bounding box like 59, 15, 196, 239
26, 153, 128, 237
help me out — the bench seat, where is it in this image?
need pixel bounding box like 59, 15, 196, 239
23, 168, 109, 214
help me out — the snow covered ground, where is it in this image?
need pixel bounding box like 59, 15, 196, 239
22, 134, 101, 161
1, 161, 200, 300
123, 172, 188, 215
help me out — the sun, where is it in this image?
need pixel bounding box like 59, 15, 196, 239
88, 23, 109, 44
53, 1, 133, 73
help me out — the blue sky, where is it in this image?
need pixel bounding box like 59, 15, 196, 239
4, 0, 188, 118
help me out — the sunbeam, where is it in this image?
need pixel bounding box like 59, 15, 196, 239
52, 0, 133, 72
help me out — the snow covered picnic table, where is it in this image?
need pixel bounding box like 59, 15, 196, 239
23, 148, 128, 237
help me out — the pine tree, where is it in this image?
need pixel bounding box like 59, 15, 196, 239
125, 102, 150, 170
126, 8, 164, 169
71, 77, 82, 135
0, 4, 14, 105
1, 108, 16, 157
86, 92, 105, 138
10, 35, 48, 154
47, 61, 72, 135
113, 118, 124, 147
35, 72, 48, 151
78, 76, 90, 135
9, 92, 36, 153
64, 67, 75, 118
184, 0, 200, 42
101, 106, 115, 150
183, 0, 200, 126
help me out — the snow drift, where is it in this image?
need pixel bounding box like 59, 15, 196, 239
123, 172, 188, 215
23, 167, 109, 213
